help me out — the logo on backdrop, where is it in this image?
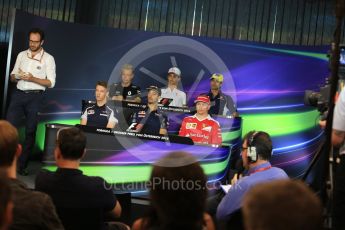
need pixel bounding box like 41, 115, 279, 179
108, 36, 236, 167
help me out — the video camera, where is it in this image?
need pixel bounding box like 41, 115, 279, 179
304, 78, 331, 113
304, 44, 345, 114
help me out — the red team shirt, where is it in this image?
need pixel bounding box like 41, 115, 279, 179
179, 115, 222, 145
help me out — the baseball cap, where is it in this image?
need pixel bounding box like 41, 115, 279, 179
147, 85, 162, 96
210, 73, 224, 83
168, 67, 181, 77
194, 95, 210, 104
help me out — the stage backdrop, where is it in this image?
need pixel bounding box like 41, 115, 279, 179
6, 10, 329, 180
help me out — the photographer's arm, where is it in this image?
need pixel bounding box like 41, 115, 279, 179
332, 89, 345, 147
332, 129, 345, 147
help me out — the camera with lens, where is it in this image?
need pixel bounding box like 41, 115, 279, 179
304, 44, 345, 114
304, 78, 331, 113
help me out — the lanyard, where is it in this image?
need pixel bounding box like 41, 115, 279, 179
27, 49, 45, 63
249, 166, 272, 175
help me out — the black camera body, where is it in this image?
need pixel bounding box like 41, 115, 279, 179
304, 79, 331, 113
304, 44, 345, 114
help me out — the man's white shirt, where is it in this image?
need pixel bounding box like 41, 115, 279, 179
11, 49, 56, 91
161, 87, 186, 107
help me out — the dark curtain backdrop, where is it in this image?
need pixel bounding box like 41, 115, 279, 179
0, 0, 344, 45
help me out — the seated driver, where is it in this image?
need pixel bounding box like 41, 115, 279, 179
128, 86, 168, 135
179, 95, 222, 145
81, 81, 118, 128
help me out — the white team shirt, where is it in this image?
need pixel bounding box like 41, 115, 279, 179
11, 49, 56, 91
161, 87, 186, 107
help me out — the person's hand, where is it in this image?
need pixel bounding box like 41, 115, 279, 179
18, 68, 25, 76
231, 173, 242, 185
13, 68, 26, 80
319, 120, 326, 129
232, 112, 239, 117
20, 72, 34, 82
112, 95, 123, 101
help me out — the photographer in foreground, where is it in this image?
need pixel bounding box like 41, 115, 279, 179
331, 87, 345, 229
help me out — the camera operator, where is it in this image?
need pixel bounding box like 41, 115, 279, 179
332, 89, 345, 147
331, 87, 345, 230
315, 80, 345, 230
